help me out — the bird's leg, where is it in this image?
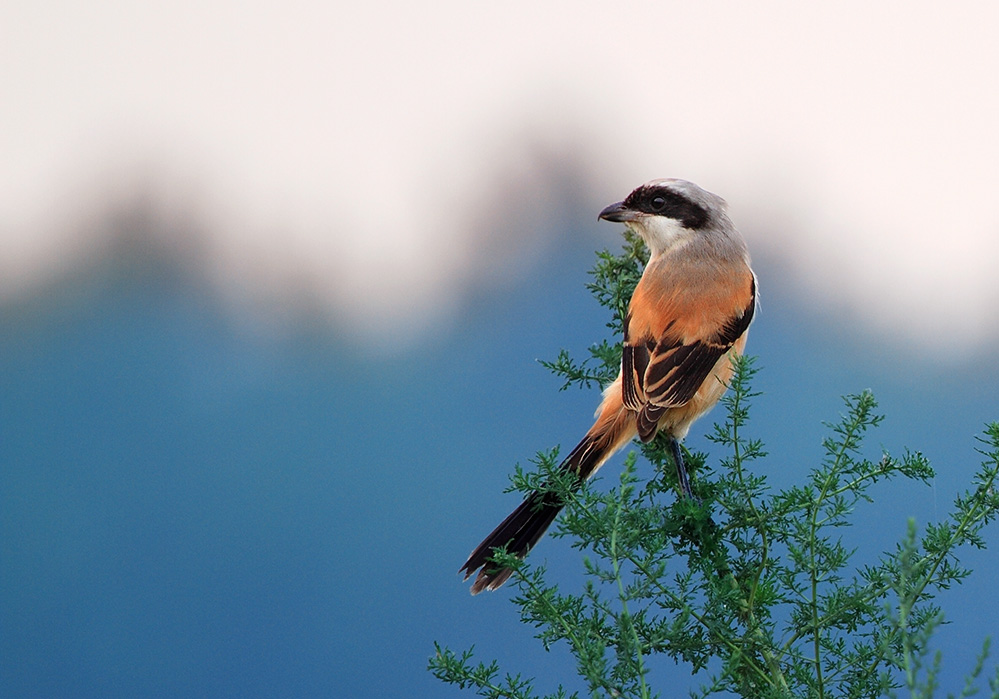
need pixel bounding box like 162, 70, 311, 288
669, 438, 694, 498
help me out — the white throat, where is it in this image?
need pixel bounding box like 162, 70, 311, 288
628, 216, 696, 257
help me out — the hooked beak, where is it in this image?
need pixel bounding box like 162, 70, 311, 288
597, 201, 638, 223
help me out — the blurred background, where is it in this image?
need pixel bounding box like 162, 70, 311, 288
3, 2, 999, 696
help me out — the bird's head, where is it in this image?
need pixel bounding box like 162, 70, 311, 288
598, 179, 729, 256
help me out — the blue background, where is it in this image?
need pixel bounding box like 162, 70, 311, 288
2, 211, 998, 697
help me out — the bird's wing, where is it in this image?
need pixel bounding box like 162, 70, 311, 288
622, 275, 756, 441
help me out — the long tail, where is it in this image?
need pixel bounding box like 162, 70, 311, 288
460, 388, 635, 594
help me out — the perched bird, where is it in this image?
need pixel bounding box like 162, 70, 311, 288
460, 179, 757, 594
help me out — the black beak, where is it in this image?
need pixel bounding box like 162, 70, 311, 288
598, 201, 637, 222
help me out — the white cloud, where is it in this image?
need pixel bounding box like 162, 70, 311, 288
1, 1, 997, 353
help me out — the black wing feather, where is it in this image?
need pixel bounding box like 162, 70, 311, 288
631, 276, 756, 437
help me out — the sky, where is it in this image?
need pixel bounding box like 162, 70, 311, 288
2, 2, 999, 353
3, 2, 999, 697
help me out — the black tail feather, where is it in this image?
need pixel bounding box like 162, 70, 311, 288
460, 428, 617, 594
459, 491, 562, 594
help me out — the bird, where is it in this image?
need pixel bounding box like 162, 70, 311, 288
460, 178, 757, 594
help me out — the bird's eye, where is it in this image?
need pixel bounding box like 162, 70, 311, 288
650, 196, 666, 211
